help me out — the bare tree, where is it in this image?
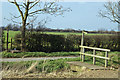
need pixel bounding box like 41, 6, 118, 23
8, 0, 71, 52
99, 1, 120, 24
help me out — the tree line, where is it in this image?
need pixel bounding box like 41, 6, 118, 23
1, 24, 118, 34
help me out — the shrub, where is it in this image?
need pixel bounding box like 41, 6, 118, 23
14, 32, 120, 52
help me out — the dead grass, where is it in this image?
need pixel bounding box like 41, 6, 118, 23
2, 60, 88, 78
2, 68, 90, 78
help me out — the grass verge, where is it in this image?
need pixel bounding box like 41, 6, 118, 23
2, 54, 119, 78
0, 51, 80, 58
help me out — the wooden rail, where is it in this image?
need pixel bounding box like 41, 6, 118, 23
80, 46, 111, 68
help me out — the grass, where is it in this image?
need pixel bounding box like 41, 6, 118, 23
3, 31, 113, 42
2, 51, 119, 78
2, 51, 119, 73
3, 31, 20, 49
2, 59, 70, 74
44, 31, 113, 36
4, 30, 20, 42
1, 51, 119, 67
1, 51, 80, 58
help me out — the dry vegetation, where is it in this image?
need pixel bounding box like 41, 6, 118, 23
2, 58, 119, 78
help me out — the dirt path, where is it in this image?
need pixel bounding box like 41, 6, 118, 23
1, 56, 79, 62
79, 69, 119, 78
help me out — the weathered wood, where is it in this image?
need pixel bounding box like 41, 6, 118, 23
105, 51, 108, 68
80, 52, 110, 60
80, 52, 82, 60
80, 46, 110, 52
93, 49, 96, 65
80, 31, 84, 61
11, 50, 21, 53
82, 48, 85, 62
81, 31, 84, 47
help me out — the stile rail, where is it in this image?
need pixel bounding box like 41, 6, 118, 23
80, 46, 111, 68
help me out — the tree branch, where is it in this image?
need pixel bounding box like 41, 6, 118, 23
29, 0, 40, 10
9, 0, 24, 21
28, 9, 45, 15
99, 1, 120, 24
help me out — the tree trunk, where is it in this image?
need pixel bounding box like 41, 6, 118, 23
21, 22, 26, 52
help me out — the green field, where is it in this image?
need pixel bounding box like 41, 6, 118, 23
44, 31, 113, 35
4, 30, 113, 41
4, 31, 20, 42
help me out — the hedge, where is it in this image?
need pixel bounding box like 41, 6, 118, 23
14, 33, 120, 52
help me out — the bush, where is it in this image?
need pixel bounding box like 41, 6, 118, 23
14, 33, 120, 52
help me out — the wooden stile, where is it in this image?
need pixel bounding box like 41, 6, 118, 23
80, 46, 110, 67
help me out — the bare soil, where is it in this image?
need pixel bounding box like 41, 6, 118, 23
79, 69, 119, 78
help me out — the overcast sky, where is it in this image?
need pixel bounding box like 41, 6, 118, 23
0, 2, 118, 31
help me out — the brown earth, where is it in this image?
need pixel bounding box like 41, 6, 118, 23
79, 69, 119, 78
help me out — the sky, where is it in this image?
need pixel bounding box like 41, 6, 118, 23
0, 1, 118, 31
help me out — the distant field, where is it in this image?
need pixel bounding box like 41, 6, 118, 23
3, 30, 114, 44
4, 31, 20, 42
4, 31, 113, 40
44, 31, 113, 35
3, 31, 115, 43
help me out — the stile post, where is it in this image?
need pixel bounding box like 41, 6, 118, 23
82, 47, 85, 62
80, 51, 82, 60
105, 51, 108, 68
80, 31, 84, 61
93, 49, 96, 65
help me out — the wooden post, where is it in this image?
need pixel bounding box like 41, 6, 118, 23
93, 49, 96, 65
6, 28, 9, 51
80, 49, 82, 60
82, 47, 85, 62
11, 38, 12, 50
105, 51, 108, 68
81, 31, 84, 47
80, 31, 84, 61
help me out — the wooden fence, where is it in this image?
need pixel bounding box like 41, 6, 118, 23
80, 46, 111, 68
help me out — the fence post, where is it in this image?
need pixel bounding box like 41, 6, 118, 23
80, 47, 82, 61
105, 51, 108, 68
80, 51, 82, 61
80, 31, 84, 61
82, 47, 85, 62
11, 38, 12, 50
93, 49, 96, 65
